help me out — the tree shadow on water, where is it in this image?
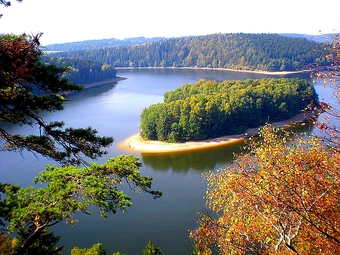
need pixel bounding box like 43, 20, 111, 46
141, 141, 246, 174
141, 122, 314, 174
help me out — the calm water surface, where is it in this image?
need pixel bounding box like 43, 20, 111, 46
1, 69, 321, 254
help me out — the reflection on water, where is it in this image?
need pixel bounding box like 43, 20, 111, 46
0, 68, 319, 255
68, 81, 118, 99
142, 140, 246, 173
141, 119, 315, 174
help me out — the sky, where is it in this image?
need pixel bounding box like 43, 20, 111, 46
1, 0, 340, 46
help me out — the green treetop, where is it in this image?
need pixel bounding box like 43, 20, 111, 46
0, 33, 161, 255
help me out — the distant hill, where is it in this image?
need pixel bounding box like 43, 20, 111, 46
44, 33, 335, 52
48, 33, 330, 72
44, 37, 166, 52
280, 33, 335, 43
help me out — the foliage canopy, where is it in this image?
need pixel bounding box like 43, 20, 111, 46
189, 33, 340, 255
190, 126, 340, 254
50, 33, 328, 71
0, 33, 114, 166
0, 33, 161, 255
140, 78, 319, 142
41, 56, 118, 85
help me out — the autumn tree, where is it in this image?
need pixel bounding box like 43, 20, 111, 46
0, 33, 161, 255
0, 33, 114, 166
190, 34, 340, 255
190, 126, 340, 254
309, 34, 340, 142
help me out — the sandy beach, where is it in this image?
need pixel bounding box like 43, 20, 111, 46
115, 66, 307, 76
78, 69, 312, 153
119, 132, 247, 154
118, 112, 313, 154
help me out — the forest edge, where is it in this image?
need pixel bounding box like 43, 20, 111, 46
119, 111, 314, 153
77, 68, 312, 153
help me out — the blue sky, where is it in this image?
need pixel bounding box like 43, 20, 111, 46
1, 0, 340, 45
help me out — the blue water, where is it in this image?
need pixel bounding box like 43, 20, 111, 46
1, 68, 326, 254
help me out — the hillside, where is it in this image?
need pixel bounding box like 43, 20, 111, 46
279, 33, 334, 43
48, 33, 329, 72
41, 56, 118, 85
44, 33, 331, 52
44, 37, 166, 52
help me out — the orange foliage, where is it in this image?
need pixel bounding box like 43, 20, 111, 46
311, 34, 340, 142
0, 33, 42, 88
0, 233, 14, 254
190, 126, 340, 254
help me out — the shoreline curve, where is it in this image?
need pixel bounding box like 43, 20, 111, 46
81, 76, 127, 89
118, 113, 313, 154
115, 66, 308, 76
65, 77, 127, 95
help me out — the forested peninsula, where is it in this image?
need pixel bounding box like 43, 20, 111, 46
48, 33, 328, 72
119, 112, 312, 153
139, 78, 318, 143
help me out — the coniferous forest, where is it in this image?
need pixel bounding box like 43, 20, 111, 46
48, 33, 328, 71
2, 0, 340, 253
42, 33, 331, 86
41, 56, 117, 84
140, 78, 318, 142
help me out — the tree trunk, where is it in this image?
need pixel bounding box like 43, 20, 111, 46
12, 225, 46, 255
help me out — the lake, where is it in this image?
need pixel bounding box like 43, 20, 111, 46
0, 68, 324, 254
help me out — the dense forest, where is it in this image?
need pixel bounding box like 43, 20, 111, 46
48, 33, 328, 71
44, 34, 331, 52
140, 78, 318, 142
41, 56, 118, 84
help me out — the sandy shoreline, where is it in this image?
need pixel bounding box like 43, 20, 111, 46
76, 69, 311, 153
115, 66, 308, 76
118, 113, 313, 154
80, 66, 306, 91
78, 67, 305, 92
